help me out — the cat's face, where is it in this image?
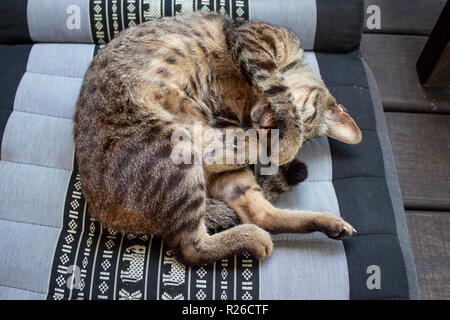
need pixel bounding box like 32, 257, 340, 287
284, 71, 362, 145
292, 86, 362, 144
250, 77, 362, 155
251, 79, 362, 165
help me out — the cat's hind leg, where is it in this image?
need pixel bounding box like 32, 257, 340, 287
204, 159, 308, 233
209, 168, 355, 239
173, 220, 273, 265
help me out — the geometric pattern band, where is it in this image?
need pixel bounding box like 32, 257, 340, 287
89, 0, 250, 44
46, 35, 258, 299
46, 160, 259, 300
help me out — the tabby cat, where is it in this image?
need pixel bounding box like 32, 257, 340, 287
74, 12, 362, 265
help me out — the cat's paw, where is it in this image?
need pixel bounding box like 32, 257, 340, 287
241, 224, 273, 260
317, 213, 356, 240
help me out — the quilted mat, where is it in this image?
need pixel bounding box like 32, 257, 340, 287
0, 0, 418, 300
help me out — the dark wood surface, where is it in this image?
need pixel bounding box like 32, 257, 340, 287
405, 211, 450, 299
416, 1, 450, 87
361, 1, 449, 300
385, 112, 450, 210
361, 33, 450, 113
363, 0, 447, 35
420, 42, 450, 87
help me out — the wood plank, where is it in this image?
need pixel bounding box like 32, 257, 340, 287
385, 112, 450, 210
363, 0, 446, 35
405, 211, 450, 300
361, 34, 450, 113
422, 41, 450, 87
416, 1, 450, 87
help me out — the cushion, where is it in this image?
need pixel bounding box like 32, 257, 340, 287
0, 0, 418, 300
0, 0, 362, 52
0, 43, 418, 299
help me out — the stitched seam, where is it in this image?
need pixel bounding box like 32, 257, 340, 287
352, 232, 395, 237
333, 175, 385, 181
272, 231, 396, 242
328, 84, 369, 89
0, 66, 26, 73
302, 176, 385, 183
272, 238, 338, 242
25, 69, 85, 80
0, 158, 71, 172
0, 66, 84, 80
0, 107, 73, 121
0, 216, 60, 229
0, 283, 47, 295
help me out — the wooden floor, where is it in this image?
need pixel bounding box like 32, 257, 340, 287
361, 0, 449, 299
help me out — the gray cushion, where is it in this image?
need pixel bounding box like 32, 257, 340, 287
0, 42, 418, 299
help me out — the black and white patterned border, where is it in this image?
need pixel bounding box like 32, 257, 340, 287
47, 160, 259, 300
88, 0, 249, 44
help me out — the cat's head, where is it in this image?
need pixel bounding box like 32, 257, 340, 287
287, 75, 362, 145
251, 72, 362, 147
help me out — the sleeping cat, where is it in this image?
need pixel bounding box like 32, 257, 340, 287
74, 12, 362, 265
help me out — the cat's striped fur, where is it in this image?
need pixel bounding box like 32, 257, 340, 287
74, 12, 362, 265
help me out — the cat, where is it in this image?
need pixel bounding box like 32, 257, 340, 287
74, 12, 362, 265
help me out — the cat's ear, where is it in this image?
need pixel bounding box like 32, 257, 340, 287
326, 104, 362, 144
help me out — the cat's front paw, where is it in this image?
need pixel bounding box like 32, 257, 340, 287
317, 213, 356, 240
241, 224, 273, 260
